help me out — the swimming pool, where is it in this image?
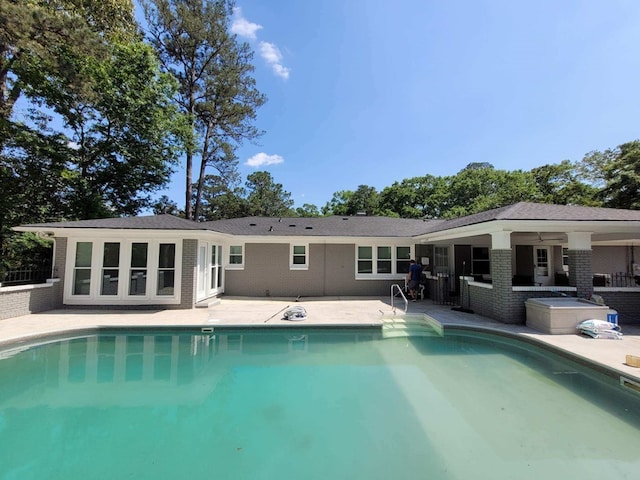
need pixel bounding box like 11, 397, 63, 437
1, 326, 639, 479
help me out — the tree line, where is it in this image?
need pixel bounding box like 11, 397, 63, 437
177, 141, 640, 220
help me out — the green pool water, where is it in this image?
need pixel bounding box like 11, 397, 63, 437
0, 327, 639, 480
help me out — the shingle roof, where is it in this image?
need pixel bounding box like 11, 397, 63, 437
202, 216, 445, 237
423, 202, 640, 234
16, 203, 640, 237
19, 214, 205, 230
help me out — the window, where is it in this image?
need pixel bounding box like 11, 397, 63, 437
211, 245, 223, 289
472, 247, 490, 275
73, 242, 93, 295
101, 243, 120, 296
357, 246, 373, 274
434, 246, 449, 274
357, 245, 412, 276
229, 245, 243, 266
157, 243, 176, 296
66, 239, 181, 304
291, 245, 308, 269
129, 243, 148, 296
377, 246, 392, 274
396, 246, 411, 274
535, 247, 549, 276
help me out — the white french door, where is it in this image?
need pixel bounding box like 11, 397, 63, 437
197, 242, 224, 301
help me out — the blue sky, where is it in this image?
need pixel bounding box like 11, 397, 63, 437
158, 0, 640, 210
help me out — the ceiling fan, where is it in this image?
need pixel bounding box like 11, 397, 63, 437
537, 232, 565, 243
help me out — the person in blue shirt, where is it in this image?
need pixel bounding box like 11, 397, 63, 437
406, 259, 422, 301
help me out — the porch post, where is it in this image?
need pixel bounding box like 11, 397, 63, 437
567, 232, 593, 299
490, 231, 516, 323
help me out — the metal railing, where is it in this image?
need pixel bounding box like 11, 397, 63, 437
593, 273, 640, 288
1, 266, 52, 287
391, 284, 408, 313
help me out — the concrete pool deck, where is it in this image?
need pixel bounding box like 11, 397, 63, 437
1, 296, 639, 383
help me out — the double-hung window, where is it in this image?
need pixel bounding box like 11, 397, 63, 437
291, 245, 308, 270
228, 245, 244, 268
157, 243, 176, 296
101, 243, 120, 296
73, 242, 93, 295
357, 245, 412, 277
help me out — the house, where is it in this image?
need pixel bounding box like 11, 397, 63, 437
8, 202, 640, 324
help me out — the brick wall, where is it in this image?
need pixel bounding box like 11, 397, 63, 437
595, 291, 640, 325
568, 249, 593, 299
180, 239, 198, 308
0, 280, 61, 320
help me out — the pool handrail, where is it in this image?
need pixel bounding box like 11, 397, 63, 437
391, 284, 408, 313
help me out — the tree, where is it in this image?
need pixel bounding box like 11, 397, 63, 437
197, 173, 248, 220
152, 195, 181, 215
321, 185, 379, 216
378, 175, 449, 218
322, 190, 353, 216
0, 0, 137, 122
598, 141, 640, 209
40, 41, 186, 218
143, 0, 266, 220
444, 167, 537, 217
531, 160, 600, 206
245, 171, 293, 216
295, 204, 321, 217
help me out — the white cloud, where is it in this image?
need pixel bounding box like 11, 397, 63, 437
259, 41, 290, 80
245, 152, 285, 168
231, 7, 262, 40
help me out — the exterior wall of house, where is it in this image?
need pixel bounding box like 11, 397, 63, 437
224, 243, 397, 297
53, 237, 67, 306
592, 246, 630, 274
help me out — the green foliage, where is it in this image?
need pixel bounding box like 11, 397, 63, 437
599, 141, 640, 209
143, 0, 266, 220
197, 174, 249, 221
531, 160, 601, 206
1, 232, 52, 271
295, 204, 321, 217
245, 171, 294, 217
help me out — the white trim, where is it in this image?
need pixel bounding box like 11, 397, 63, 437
290, 243, 309, 270
64, 238, 182, 305
226, 244, 244, 270
354, 243, 413, 278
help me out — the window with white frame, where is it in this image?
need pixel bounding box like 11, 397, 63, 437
129, 243, 148, 296
73, 242, 93, 295
357, 245, 412, 276
157, 243, 176, 296
68, 240, 180, 303
229, 245, 243, 267
101, 242, 120, 296
291, 244, 308, 269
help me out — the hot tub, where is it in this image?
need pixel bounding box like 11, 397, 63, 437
525, 297, 609, 334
